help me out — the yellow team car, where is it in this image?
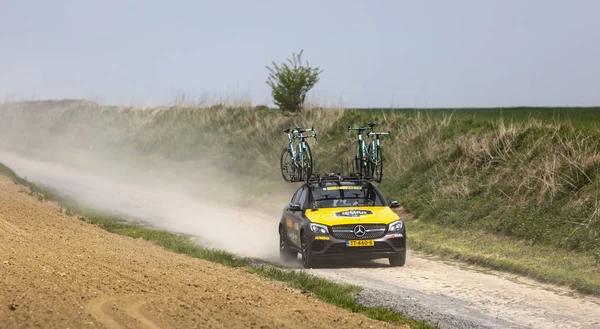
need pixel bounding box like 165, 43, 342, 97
278, 175, 406, 268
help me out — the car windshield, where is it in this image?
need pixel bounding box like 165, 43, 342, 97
311, 184, 385, 208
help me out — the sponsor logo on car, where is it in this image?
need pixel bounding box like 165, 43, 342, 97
325, 186, 362, 190
314, 236, 330, 240
334, 209, 374, 218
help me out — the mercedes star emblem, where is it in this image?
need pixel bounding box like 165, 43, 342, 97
353, 225, 366, 238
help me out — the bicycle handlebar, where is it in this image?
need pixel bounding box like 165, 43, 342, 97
295, 134, 317, 141
282, 126, 317, 141
282, 126, 314, 134
293, 126, 315, 134
368, 131, 392, 139
348, 124, 372, 137
348, 123, 392, 140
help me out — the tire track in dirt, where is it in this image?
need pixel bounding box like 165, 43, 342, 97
85, 294, 164, 329
0, 215, 31, 238
85, 295, 129, 329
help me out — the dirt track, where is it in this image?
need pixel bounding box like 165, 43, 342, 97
4, 152, 600, 329
0, 175, 403, 329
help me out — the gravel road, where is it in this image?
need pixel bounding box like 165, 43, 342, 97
2, 150, 600, 329
303, 257, 600, 329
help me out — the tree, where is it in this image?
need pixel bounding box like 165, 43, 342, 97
266, 50, 323, 114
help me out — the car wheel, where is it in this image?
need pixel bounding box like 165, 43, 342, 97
301, 230, 315, 268
389, 251, 406, 267
279, 226, 297, 262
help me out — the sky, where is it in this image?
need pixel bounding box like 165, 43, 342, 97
1, 0, 599, 108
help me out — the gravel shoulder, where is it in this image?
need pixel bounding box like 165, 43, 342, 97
0, 174, 402, 329
303, 255, 600, 329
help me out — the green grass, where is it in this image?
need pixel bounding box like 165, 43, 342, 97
351, 106, 600, 128
254, 266, 433, 328
87, 216, 249, 268
0, 162, 436, 329
405, 216, 600, 296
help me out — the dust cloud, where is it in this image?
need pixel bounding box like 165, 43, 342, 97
0, 101, 293, 264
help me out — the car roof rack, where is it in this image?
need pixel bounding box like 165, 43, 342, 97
307, 172, 374, 184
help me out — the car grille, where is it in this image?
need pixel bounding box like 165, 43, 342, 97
331, 224, 386, 239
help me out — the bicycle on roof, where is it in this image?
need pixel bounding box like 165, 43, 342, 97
348, 122, 391, 182
280, 126, 317, 183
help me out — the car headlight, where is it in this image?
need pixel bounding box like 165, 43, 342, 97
388, 220, 404, 233
309, 223, 329, 235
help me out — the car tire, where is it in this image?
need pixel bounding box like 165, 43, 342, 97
389, 251, 406, 267
301, 230, 315, 268
279, 226, 297, 262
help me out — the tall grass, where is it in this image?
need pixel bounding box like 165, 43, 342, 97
1, 101, 600, 259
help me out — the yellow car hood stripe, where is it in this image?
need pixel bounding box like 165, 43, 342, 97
305, 206, 400, 226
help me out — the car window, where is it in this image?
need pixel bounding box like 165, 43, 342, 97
291, 187, 302, 203
311, 184, 385, 208
298, 188, 308, 209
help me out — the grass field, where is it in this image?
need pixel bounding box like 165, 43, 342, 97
352, 106, 600, 128
1, 100, 600, 295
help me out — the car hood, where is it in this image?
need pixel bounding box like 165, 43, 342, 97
304, 206, 400, 226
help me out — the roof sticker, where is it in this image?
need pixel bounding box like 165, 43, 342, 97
325, 186, 362, 191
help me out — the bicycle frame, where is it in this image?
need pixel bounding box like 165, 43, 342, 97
284, 126, 317, 171
296, 128, 316, 166
348, 124, 372, 174
285, 129, 297, 158
367, 131, 391, 164
348, 123, 391, 179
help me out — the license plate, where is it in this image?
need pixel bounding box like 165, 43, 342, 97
346, 240, 375, 247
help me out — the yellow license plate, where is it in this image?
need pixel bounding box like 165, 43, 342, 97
346, 240, 375, 247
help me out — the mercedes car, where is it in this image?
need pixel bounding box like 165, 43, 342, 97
278, 175, 406, 268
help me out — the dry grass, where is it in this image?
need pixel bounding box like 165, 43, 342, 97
1, 100, 600, 282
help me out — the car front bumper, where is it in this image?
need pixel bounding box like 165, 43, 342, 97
308, 231, 406, 260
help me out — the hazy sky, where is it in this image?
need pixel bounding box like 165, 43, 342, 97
1, 0, 599, 108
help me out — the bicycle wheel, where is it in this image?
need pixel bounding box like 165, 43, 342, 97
304, 142, 313, 174
367, 144, 374, 179
375, 147, 383, 182
368, 145, 383, 182
356, 143, 367, 178
280, 148, 295, 182
300, 146, 312, 183
355, 144, 362, 178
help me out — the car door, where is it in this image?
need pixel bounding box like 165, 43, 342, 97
284, 187, 303, 247
287, 186, 307, 248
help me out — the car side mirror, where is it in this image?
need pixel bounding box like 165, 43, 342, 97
389, 200, 400, 208
288, 203, 302, 212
